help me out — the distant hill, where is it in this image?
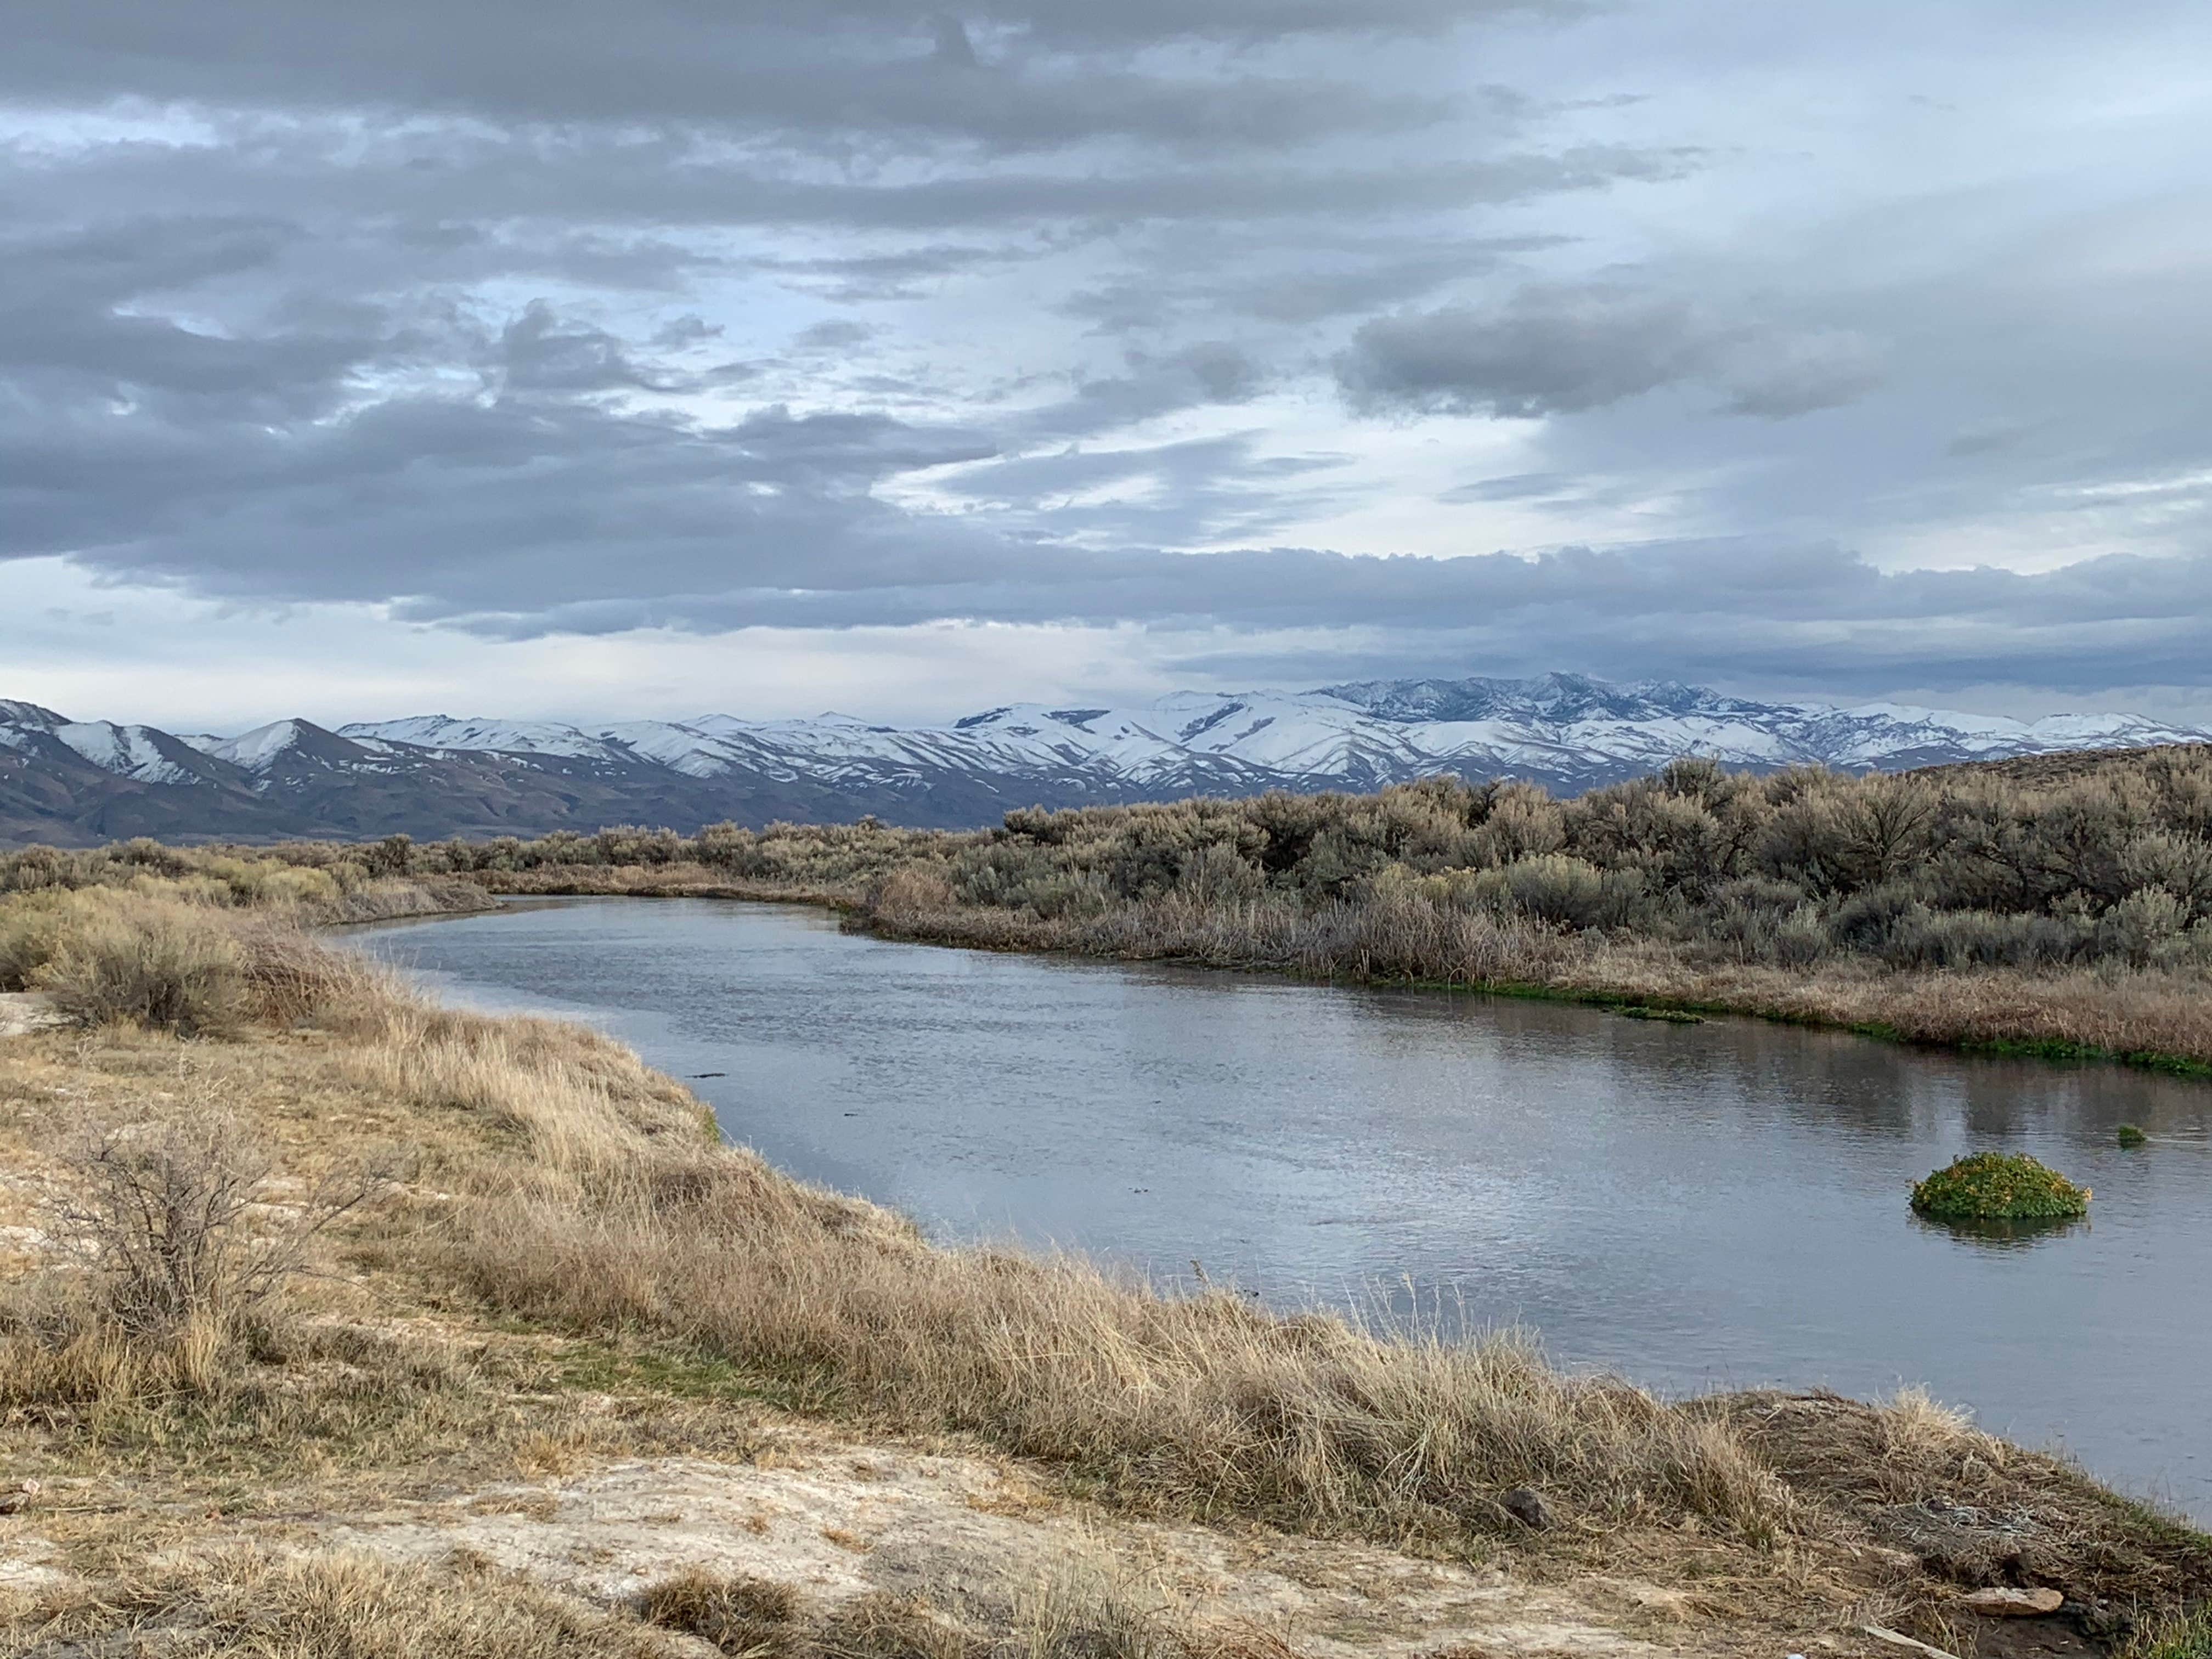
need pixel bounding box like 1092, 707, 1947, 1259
4, 676, 2208, 845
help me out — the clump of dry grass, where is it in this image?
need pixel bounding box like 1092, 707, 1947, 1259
639, 1551, 1196, 1659
353, 998, 716, 1173
639, 1567, 802, 1655
8, 1549, 687, 1658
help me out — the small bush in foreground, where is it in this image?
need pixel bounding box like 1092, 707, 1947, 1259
34, 895, 248, 1034
0, 1109, 394, 1407
1910, 1153, 2090, 1222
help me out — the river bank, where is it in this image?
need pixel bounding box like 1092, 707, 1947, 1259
362, 895, 2212, 1525
465, 859, 2212, 1080
3, 865, 2207, 1655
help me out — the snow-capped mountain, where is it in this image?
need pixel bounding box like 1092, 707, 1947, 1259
3, 674, 2207, 845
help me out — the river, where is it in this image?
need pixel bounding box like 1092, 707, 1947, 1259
359, 896, 2212, 1521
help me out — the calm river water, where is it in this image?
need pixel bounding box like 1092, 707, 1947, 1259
361, 897, 2212, 1520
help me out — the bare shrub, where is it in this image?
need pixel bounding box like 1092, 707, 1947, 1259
42, 1109, 386, 1342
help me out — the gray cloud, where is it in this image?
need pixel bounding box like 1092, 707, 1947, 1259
6, 0, 1552, 159
7, 0, 2212, 716
420, 536, 2212, 702
1335, 284, 1882, 419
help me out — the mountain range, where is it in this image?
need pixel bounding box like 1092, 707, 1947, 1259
3, 675, 2206, 846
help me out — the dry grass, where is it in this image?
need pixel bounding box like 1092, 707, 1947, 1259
3, 1548, 689, 1657
3, 874, 2208, 1658
637, 1549, 1213, 1659
0, 868, 486, 1037
5, 1543, 1222, 1659
460, 1172, 1796, 1549
1724, 1389, 2212, 1627
639, 1565, 804, 1653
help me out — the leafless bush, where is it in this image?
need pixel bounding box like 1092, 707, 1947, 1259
43, 1109, 388, 1341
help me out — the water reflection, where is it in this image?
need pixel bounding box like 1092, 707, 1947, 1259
356, 897, 2212, 1521
1910, 1214, 2093, 1250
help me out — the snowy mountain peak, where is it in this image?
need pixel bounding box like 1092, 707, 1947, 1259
51, 721, 207, 786
206, 719, 343, 772
8, 673, 2211, 845
0, 700, 69, 730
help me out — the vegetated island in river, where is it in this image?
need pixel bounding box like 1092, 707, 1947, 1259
75, 739, 2210, 1075
2, 845, 2210, 1655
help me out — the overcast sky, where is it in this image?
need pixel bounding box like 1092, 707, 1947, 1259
6, 0, 2212, 729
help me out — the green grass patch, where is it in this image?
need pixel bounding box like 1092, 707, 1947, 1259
2125, 1604, 2212, 1659
2118, 1124, 2150, 1148
549, 1337, 841, 1417
1911, 1152, 2090, 1222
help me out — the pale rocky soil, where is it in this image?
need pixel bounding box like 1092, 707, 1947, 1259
0, 1425, 1798, 1658
0, 995, 61, 1040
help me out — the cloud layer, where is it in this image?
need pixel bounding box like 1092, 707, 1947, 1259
5, 0, 2212, 719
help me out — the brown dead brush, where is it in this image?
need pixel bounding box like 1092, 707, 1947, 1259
2, 1103, 393, 1414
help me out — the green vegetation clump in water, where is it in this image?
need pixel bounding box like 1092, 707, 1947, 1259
1911, 1153, 2090, 1221
2118, 1124, 2149, 1148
